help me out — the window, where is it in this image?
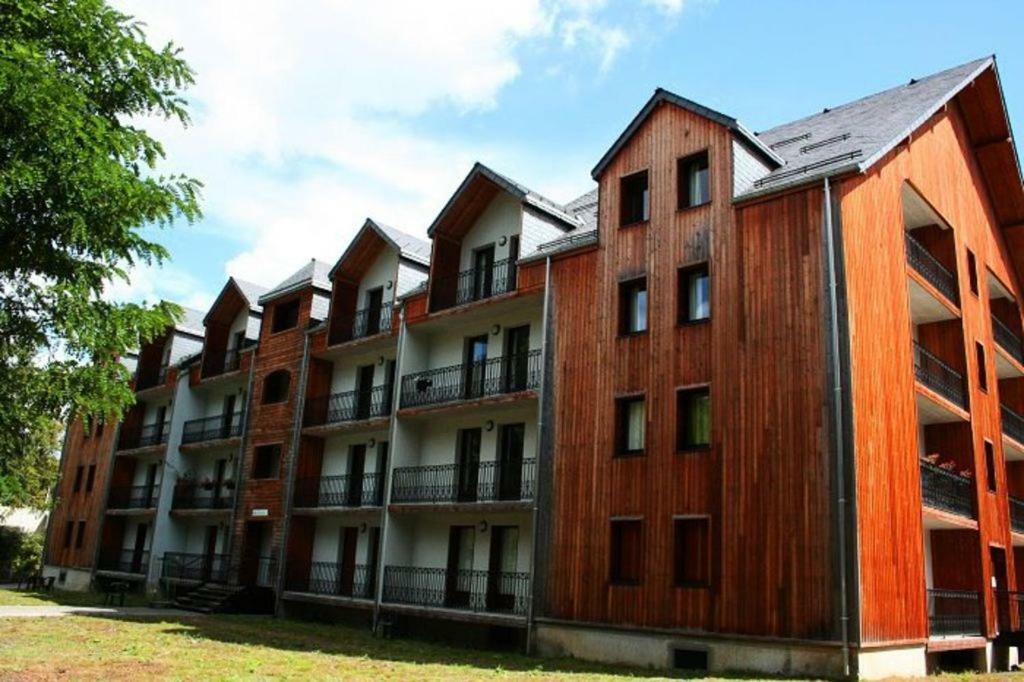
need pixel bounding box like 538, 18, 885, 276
976, 342, 987, 392
85, 464, 96, 493
271, 299, 300, 333
678, 263, 710, 324
678, 151, 710, 209
615, 395, 646, 456
609, 519, 643, 585
985, 441, 997, 493
619, 170, 649, 226
96, 417, 104, 438
673, 517, 710, 587
618, 277, 647, 335
262, 370, 290, 404
63, 521, 74, 549
967, 249, 979, 296
73, 466, 84, 493
677, 387, 711, 451
252, 444, 282, 479
75, 521, 86, 549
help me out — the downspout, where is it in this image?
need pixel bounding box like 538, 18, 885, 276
526, 254, 553, 654
824, 177, 851, 678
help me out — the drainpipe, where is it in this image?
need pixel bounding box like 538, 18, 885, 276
526, 254, 553, 655
824, 177, 852, 678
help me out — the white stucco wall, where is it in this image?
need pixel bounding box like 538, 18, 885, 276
458, 193, 521, 271
385, 512, 533, 573
356, 249, 399, 306
310, 516, 381, 565
328, 345, 397, 395
321, 432, 390, 477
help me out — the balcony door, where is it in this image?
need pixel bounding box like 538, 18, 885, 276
213, 458, 227, 505
347, 444, 366, 506
336, 526, 359, 596
202, 525, 218, 581
503, 325, 530, 392
221, 394, 237, 438
143, 462, 158, 507
463, 335, 488, 400
486, 526, 519, 612
497, 423, 525, 500
154, 406, 167, 443
367, 526, 381, 595
445, 525, 475, 608
131, 523, 148, 573
383, 360, 397, 413
355, 364, 375, 419
992, 546, 1010, 634
456, 428, 481, 502
364, 287, 384, 336
471, 245, 495, 302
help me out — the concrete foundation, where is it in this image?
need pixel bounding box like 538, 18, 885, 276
856, 645, 927, 679
42, 564, 92, 592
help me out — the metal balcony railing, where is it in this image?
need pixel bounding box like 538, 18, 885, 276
161, 552, 230, 583
135, 364, 169, 391
927, 588, 983, 636
116, 422, 168, 451
919, 459, 974, 519
913, 341, 967, 409
390, 458, 536, 504
1002, 405, 1024, 445
400, 349, 541, 409
905, 232, 959, 305
181, 413, 244, 444
382, 566, 529, 616
108, 484, 161, 510
995, 590, 1024, 634
202, 347, 247, 378
431, 258, 518, 311
1011, 497, 1024, 534
171, 482, 234, 510
292, 473, 384, 508
303, 385, 392, 428
329, 303, 394, 345
99, 549, 150, 574
284, 561, 374, 599
993, 315, 1024, 365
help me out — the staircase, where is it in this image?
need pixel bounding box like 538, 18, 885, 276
172, 583, 246, 614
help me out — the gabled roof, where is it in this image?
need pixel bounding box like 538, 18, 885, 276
258, 259, 332, 305
427, 162, 583, 238
328, 219, 430, 281
203, 277, 269, 326
564, 188, 599, 234
748, 56, 998, 198
591, 89, 783, 180
174, 306, 206, 338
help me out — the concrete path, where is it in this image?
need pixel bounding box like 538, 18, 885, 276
0, 605, 196, 618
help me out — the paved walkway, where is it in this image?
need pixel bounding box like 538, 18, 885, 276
0, 605, 196, 618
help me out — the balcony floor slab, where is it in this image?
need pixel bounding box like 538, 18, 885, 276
317, 332, 398, 361
398, 391, 537, 421
389, 501, 533, 514
907, 269, 960, 324
922, 506, 978, 531
281, 591, 374, 610
291, 506, 383, 517
1004, 433, 1024, 461
915, 386, 969, 425
179, 436, 241, 454
105, 508, 157, 517
302, 417, 391, 439
925, 636, 988, 652
380, 601, 527, 627
115, 444, 167, 459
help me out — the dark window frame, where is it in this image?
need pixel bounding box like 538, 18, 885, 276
85, 464, 96, 493
966, 249, 979, 296
609, 518, 643, 586
676, 386, 711, 452
615, 394, 646, 457
75, 520, 86, 549
618, 276, 648, 336
73, 465, 84, 494
619, 170, 650, 227
673, 516, 711, 588
252, 444, 282, 480
63, 521, 74, 549
677, 150, 711, 211
677, 262, 711, 325
262, 370, 291, 405
976, 342, 988, 392
985, 440, 997, 493
270, 298, 301, 334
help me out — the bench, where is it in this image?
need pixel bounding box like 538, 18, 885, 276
101, 580, 131, 606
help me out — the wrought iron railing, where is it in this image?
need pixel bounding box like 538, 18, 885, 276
202, 347, 247, 378
919, 459, 974, 519
995, 590, 1024, 634
108, 484, 161, 510
905, 232, 959, 304
1002, 405, 1024, 445
284, 561, 374, 599
303, 385, 392, 427
391, 459, 536, 504
382, 565, 529, 616
172, 481, 234, 510
993, 315, 1024, 365
135, 365, 169, 391
913, 341, 967, 409
116, 422, 168, 451
99, 549, 150, 574
161, 552, 230, 583
1011, 497, 1024, 534
182, 413, 244, 444
432, 258, 518, 310
927, 588, 983, 636
400, 349, 541, 409
293, 473, 384, 508
329, 304, 394, 345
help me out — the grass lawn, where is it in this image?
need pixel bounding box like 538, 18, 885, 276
0, 586, 149, 608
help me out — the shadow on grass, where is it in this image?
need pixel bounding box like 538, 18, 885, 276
0, 588, 148, 608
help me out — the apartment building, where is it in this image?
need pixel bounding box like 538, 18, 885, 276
44, 56, 1024, 678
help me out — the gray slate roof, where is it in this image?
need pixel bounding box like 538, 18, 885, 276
565, 188, 598, 234
234, 278, 269, 313
174, 306, 207, 338
259, 259, 333, 305
375, 221, 431, 266
748, 57, 994, 198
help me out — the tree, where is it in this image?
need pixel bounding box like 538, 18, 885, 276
0, 0, 200, 508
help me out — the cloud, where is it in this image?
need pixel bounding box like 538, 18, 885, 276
561, 17, 630, 73
105, 261, 213, 313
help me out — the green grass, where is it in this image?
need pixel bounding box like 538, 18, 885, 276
0, 586, 148, 607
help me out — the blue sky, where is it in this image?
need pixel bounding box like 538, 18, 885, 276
110, 0, 1024, 312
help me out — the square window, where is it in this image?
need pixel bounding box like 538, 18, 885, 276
271, 299, 300, 333
619, 278, 647, 335
678, 263, 710, 323
610, 519, 643, 584
615, 396, 646, 456
252, 444, 282, 479
678, 151, 710, 209
673, 517, 710, 587
620, 170, 649, 226
677, 387, 711, 451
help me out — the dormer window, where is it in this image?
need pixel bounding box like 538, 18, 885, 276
271, 299, 299, 333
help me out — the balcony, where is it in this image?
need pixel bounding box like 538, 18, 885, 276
993, 315, 1024, 366
135, 364, 169, 392
329, 304, 394, 346
995, 590, 1024, 635
906, 232, 959, 306
116, 422, 168, 451
390, 459, 536, 505
202, 347, 245, 379
172, 481, 234, 511
108, 484, 160, 510
161, 552, 229, 583
303, 386, 392, 429
382, 566, 529, 617
293, 473, 384, 508
913, 341, 967, 413
284, 561, 374, 599
920, 459, 975, 519
99, 549, 150, 575
927, 588, 983, 637
400, 350, 541, 410
432, 258, 518, 312
1011, 497, 1024, 534
1002, 406, 1024, 460
181, 413, 243, 445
